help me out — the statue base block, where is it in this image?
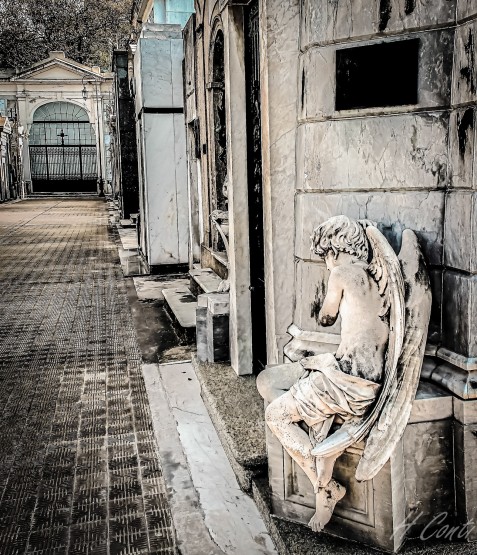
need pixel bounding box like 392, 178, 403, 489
266, 381, 455, 552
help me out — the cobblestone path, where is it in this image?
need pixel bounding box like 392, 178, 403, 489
0, 199, 175, 555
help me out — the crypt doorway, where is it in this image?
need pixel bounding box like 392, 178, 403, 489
209, 28, 228, 254
29, 102, 98, 193
245, 0, 267, 373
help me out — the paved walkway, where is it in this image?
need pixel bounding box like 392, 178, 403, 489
0, 199, 175, 555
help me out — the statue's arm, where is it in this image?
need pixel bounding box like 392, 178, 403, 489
318, 269, 343, 327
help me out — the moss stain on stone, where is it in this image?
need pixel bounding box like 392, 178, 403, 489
458, 108, 474, 159
460, 28, 476, 95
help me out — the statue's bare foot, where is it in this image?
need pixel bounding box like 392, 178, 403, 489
309, 480, 346, 532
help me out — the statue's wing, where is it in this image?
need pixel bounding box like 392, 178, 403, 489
311, 226, 405, 458
355, 230, 432, 481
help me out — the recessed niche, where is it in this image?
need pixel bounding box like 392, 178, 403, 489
336, 39, 419, 111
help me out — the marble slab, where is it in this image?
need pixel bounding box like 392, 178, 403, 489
296, 113, 449, 191
300, 0, 456, 48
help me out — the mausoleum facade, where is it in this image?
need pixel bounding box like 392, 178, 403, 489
182, 1, 477, 550
0, 51, 113, 196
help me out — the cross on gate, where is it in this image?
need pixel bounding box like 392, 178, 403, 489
57, 129, 68, 146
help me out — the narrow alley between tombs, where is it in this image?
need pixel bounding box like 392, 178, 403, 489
0, 199, 175, 554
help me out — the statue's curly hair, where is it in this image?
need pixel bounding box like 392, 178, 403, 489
311, 215, 375, 261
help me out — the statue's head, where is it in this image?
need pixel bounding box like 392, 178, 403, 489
311, 215, 374, 264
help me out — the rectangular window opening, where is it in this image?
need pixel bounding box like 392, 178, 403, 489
336, 38, 419, 111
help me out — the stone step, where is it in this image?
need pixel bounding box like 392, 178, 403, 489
120, 218, 135, 228
189, 268, 223, 296
163, 287, 197, 343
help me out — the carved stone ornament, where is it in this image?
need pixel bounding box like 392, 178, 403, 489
257, 215, 431, 533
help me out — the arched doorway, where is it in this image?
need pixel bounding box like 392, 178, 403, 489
29, 102, 98, 193
209, 29, 228, 253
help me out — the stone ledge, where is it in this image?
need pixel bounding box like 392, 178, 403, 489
192, 356, 267, 489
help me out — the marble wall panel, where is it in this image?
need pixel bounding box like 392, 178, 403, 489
143, 113, 188, 265
296, 113, 449, 191
457, 0, 477, 22
171, 38, 185, 107
300, 0, 456, 49
444, 190, 477, 273
140, 37, 174, 108
294, 190, 445, 266
300, 0, 376, 49
301, 30, 454, 121
449, 107, 476, 189
442, 270, 477, 359
452, 19, 477, 106
403, 419, 455, 536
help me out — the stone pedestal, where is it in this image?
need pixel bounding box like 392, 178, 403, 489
454, 398, 477, 541
265, 381, 454, 552
196, 293, 230, 363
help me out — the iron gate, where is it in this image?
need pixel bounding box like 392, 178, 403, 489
29, 102, 98, 193
30, 144, 97, 193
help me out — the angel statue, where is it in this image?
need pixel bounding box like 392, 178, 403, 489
257, 215, 431, 533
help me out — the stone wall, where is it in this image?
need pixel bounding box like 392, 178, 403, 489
293, 1, 477, 399
289, 4, 477, 538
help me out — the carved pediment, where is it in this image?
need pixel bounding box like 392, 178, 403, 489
12, 58, 104, 83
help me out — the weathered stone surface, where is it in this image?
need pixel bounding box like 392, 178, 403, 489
138, 115, 189, 267
196, 303, 208, 362
458, 1, 477, 22
300, 30, 453, 121
442, 270, 477, 359
403, 419, 455, 537
300, 0, 456, 48
452, 19, 477, 106
454, 420, 477, 541
449, 107, 475, 189
430, 363, 477, 399
261, 0, 300, 364
444, 190, 477, 273
136, 25, 183, 110
454, 397, 477, 424
295, 191, 444, 266
408, 381, 453, 424
223, 5, 253, 376
296, 113, 449, 191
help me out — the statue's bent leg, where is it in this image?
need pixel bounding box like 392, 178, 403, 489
265, 390, 328, 490
265, 389, 346, 533
315, 452, 343, 488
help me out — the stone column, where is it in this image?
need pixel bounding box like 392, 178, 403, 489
16, 92, 31, 187
223, 5, 253, 376
259, 0, 300, 363
453, 399, 477, 541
